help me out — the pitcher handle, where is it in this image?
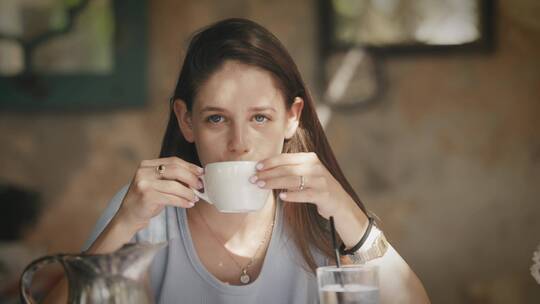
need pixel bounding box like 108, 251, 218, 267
20, 254, 66, 304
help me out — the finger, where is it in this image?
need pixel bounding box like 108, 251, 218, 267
158, 164, 198, 186
278, 189, 321, 204
256, 175, 323, 191
140, 157, 204, 176
143, 164, 203, 189
253, 164, 311, 181
150, 179, 200, 203
145, 189, 196, 209
256, 152, 318, 171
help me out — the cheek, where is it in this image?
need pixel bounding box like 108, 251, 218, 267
254, 125, 287, 153
193, 128, 223, 148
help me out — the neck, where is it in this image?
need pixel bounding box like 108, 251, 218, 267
188, 193, 276, 247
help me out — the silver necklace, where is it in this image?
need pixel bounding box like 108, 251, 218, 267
194, 206, 275, 284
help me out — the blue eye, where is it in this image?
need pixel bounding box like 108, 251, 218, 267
207, 114, 223, 124
254, 114, 268, 123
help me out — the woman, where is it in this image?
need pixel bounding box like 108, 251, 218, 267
48, 18, 430, 303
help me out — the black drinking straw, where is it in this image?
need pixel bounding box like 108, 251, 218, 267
329, 216, 341, 268
329, 216, 345, 302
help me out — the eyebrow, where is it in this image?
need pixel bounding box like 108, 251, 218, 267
199, 106, 277, 113
199, 106, 229, 113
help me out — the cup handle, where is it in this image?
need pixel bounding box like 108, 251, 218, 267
192, 175, 212, 205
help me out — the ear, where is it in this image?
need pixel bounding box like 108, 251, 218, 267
173, 99, 195, 143
285, 97, 304, 140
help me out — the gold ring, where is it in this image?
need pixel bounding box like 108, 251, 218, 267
299, 175, 305, 191
156, 164, 166, 176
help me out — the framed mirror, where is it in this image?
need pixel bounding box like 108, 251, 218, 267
317, 0, 495, 111
319, 0, 495, 54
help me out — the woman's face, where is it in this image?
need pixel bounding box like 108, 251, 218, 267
174, 60, 304, 166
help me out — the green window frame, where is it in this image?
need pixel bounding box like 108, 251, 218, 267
0, 0, 147, 111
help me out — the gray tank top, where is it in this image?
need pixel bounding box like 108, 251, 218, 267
83, 185, 325, 303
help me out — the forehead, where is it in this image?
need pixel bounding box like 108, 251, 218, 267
194, 60, 286, 111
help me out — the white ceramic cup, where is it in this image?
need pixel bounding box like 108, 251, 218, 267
192, 161, 272, 213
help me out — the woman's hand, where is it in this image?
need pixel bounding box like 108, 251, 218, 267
252, 152, 370, 248
116, 156, 204, 232
251, 152, 356, 219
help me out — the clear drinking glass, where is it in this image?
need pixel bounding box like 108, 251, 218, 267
317, 265, 380, 304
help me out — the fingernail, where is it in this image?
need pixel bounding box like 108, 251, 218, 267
256, 180, 266, 187
249, 175, 258, 183
256, 163, 264, 170
188, 202, 195, 207
279, 192, 287, 199
198, 167, 204, 173
193, 196, 199, 202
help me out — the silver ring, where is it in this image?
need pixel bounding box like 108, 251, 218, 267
299, 175, 305, 191
156, 164, 166, 176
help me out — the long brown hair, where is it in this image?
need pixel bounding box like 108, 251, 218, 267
159, 18, 368, 272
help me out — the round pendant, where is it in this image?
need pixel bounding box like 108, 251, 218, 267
240, 272, 250, 284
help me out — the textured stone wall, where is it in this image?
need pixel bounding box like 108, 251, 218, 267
0, 0, 539, 302
326, 1, 540, 302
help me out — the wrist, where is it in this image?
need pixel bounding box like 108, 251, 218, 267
333, 206, 370, 249
339, 216, 375, 254
115, 208, 149, 234
330, 196, 356, 220
345, 226, 389, 264
86, 213, 141, 254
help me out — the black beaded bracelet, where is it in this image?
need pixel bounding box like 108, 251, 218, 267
339, 216, 375, 255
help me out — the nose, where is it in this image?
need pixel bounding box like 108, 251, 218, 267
227, 122, 251, 156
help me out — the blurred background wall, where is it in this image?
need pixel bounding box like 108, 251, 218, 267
0, 0, 539, 303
